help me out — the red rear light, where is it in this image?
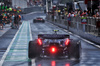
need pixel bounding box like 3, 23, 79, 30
50, 47, 57, 53
52, 48, 55, 52
37, 38, 42, 45
65, 39, 70, 45
37, 18, 42, 20
40, 19, 43, 20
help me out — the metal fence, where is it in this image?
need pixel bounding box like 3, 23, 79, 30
68, 17, 100, 36
47, 14, 100, 36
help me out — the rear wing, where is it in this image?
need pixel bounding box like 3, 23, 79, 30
38, 34, 69, 39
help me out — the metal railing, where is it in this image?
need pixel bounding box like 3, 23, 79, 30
47, 14, 100, 36
69, 17, 100, 36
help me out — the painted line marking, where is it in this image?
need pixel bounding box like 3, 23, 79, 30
6, 21, 29, 61
49, 22, 100, 49
13, 52, 27, 55
0, 21, 33, 65
74, 34, 100, 48
29, 22, 32, 40
29, 20, 36, 66
12, 50, 27, 52
64, 29, 100, 49
0, 21, 23, 66
32, 59, 36, 66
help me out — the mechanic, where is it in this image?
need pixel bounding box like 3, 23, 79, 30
14, 14, 19, 29
11, 14, 15, 29
7, 13, 10, 24
0, 14, 3, 29
2, 15, 6, 26
18, 14, 21, 24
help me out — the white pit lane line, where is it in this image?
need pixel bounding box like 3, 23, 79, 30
0, 21, 36, 66
0, 22, 23, 65
64, 30, 100, 49
29, 21, 36, 66
49, 22, 100, 49
32, 59, 36, 66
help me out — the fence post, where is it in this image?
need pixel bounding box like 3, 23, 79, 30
96, 17, 100, 36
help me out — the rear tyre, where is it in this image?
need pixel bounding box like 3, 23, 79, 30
33, 20, 36, 23
67, 40, 81, 60
42, 20, 45, 23
28, 41, 40, 59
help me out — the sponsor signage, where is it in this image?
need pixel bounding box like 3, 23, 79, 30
81, 17, 87, 24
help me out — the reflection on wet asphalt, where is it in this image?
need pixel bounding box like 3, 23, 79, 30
35, 58, 79, 66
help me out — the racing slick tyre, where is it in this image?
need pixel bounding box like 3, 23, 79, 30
67, 40, 81, 60
33, 20, 36, 23
42, 20, 45, 23
28, 41, 41, 59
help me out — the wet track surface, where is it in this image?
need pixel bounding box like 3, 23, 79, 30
0, 29, 17, 60
0, 12, 100, 66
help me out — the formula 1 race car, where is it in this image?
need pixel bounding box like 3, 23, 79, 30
33, 17, 45, 23
28, 30, 81, 60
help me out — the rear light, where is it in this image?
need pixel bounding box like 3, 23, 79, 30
37, 19, 42, 20
37, 38, 42, 45
52, 48, 55, 52
50, 47, 57, 53
65, 39, 70, 45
